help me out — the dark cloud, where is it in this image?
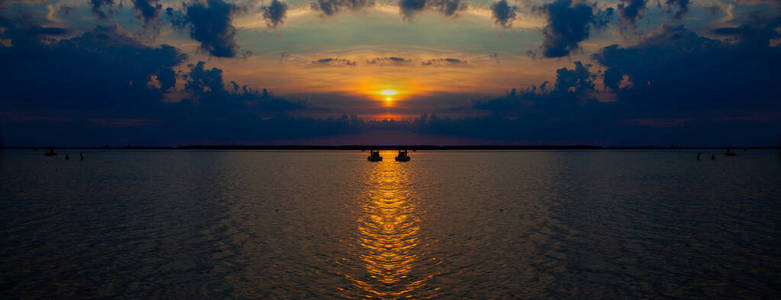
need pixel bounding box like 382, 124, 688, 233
311, 0, 374, 16
431, 0, 467, 16
132, 0, 163, 25
473, 61, 596, 114
399, 0, 426, 18
0, 16, 68, 48
183, 61, 305, 112
0, 24, 184, 114
617, 0, 646, 24
399, 0, 467, 19
0, 22, 316, 145
169, 0, 238, 58
460, 20, 781, 144
421, 57, 466, 65
537, 0, 612, 58
312, 57, 357, 66
490, 0, 518, 28
594, 24, 781, 112
712, 17, 781, 48
262, 0, 287, 27
665, 0, 689, 19
90, 0, 115, 19
366, 56, 411, 65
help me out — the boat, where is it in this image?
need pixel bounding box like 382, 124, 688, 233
724, 148, 737, 156
367, 150, 382, 162
44, 148, 57, 157
395, 150, 410, 162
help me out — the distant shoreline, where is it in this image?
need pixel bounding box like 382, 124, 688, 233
2, 145, 779, 150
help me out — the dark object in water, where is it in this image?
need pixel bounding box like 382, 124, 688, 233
80, 152, 84, 161
697, 152, 702, 161
711, 154, 716, 160
44, 148, 56, 157
367, 150, 382, 162
65, 154, 69, 160
395, 150, 411, 162
725, 148, 737, 157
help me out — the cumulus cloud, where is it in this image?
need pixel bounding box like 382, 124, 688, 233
366, 56, 411, 65
310, 0, 374, 16
490, 0, 518, 28
473, 61, 596, 113
399, 0, 467, 19
617, 0, 646, 25
0, 24, 184, 114
421, 57, 466, 65
595, 23, 781, 113
168, 0, 239, 58
262, 0, 287, 27
537, 0, 612, 58
0, 16, 68, 47
90, 0, 115, 19
183, 61, 305, 111
132, 0, 163, 25
665, 0, 689, 19
0, 21, 315, 145
312, 57, 357, 66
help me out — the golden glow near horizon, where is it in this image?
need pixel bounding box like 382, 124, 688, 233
381, 90, 397, 104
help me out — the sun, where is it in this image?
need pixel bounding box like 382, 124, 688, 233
380, 89, 397, 96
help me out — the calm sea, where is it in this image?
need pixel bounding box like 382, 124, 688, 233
1, 150, 780, 298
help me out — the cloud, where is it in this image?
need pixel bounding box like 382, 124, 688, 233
461, 20, 781, 144
399, 0, 467, 19
0, 15, 68, 47
665, 0, 689, 19
0, 24, 184, 114
490, 0, 518, 28
365, 56, 411, 65
473, 61, 595, 113
262, 0, 287, 27
310, 0, 374, 16
421, 57, 466, 65
132, 0, 163, 25
90, 0, 115, 19
537, 0, 612, 58
183, 61, 305, 111
169, 0, 239, 58
312, 57, 357, 66
594, 23, 781, 113
617, 0, 646, 25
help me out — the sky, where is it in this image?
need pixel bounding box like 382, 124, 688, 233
0, 0, 780, 146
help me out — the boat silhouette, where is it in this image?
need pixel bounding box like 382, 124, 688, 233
367, 150, 382, 162
395, 150, 410, 162
44, 148, 57, 157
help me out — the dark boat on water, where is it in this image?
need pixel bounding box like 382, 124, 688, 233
367, 150, 382, 162
725, 148, 737, 156
395, 150, 410, 162
44, 148, 57, 157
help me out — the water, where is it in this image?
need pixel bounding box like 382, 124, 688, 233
1, 150, 780, 298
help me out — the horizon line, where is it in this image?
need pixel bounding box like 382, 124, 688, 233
2, 145, 779, 150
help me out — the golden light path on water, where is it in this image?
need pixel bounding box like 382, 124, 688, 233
343, 152, 435, 299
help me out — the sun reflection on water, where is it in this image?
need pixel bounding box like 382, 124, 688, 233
344, 152, 433, 299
